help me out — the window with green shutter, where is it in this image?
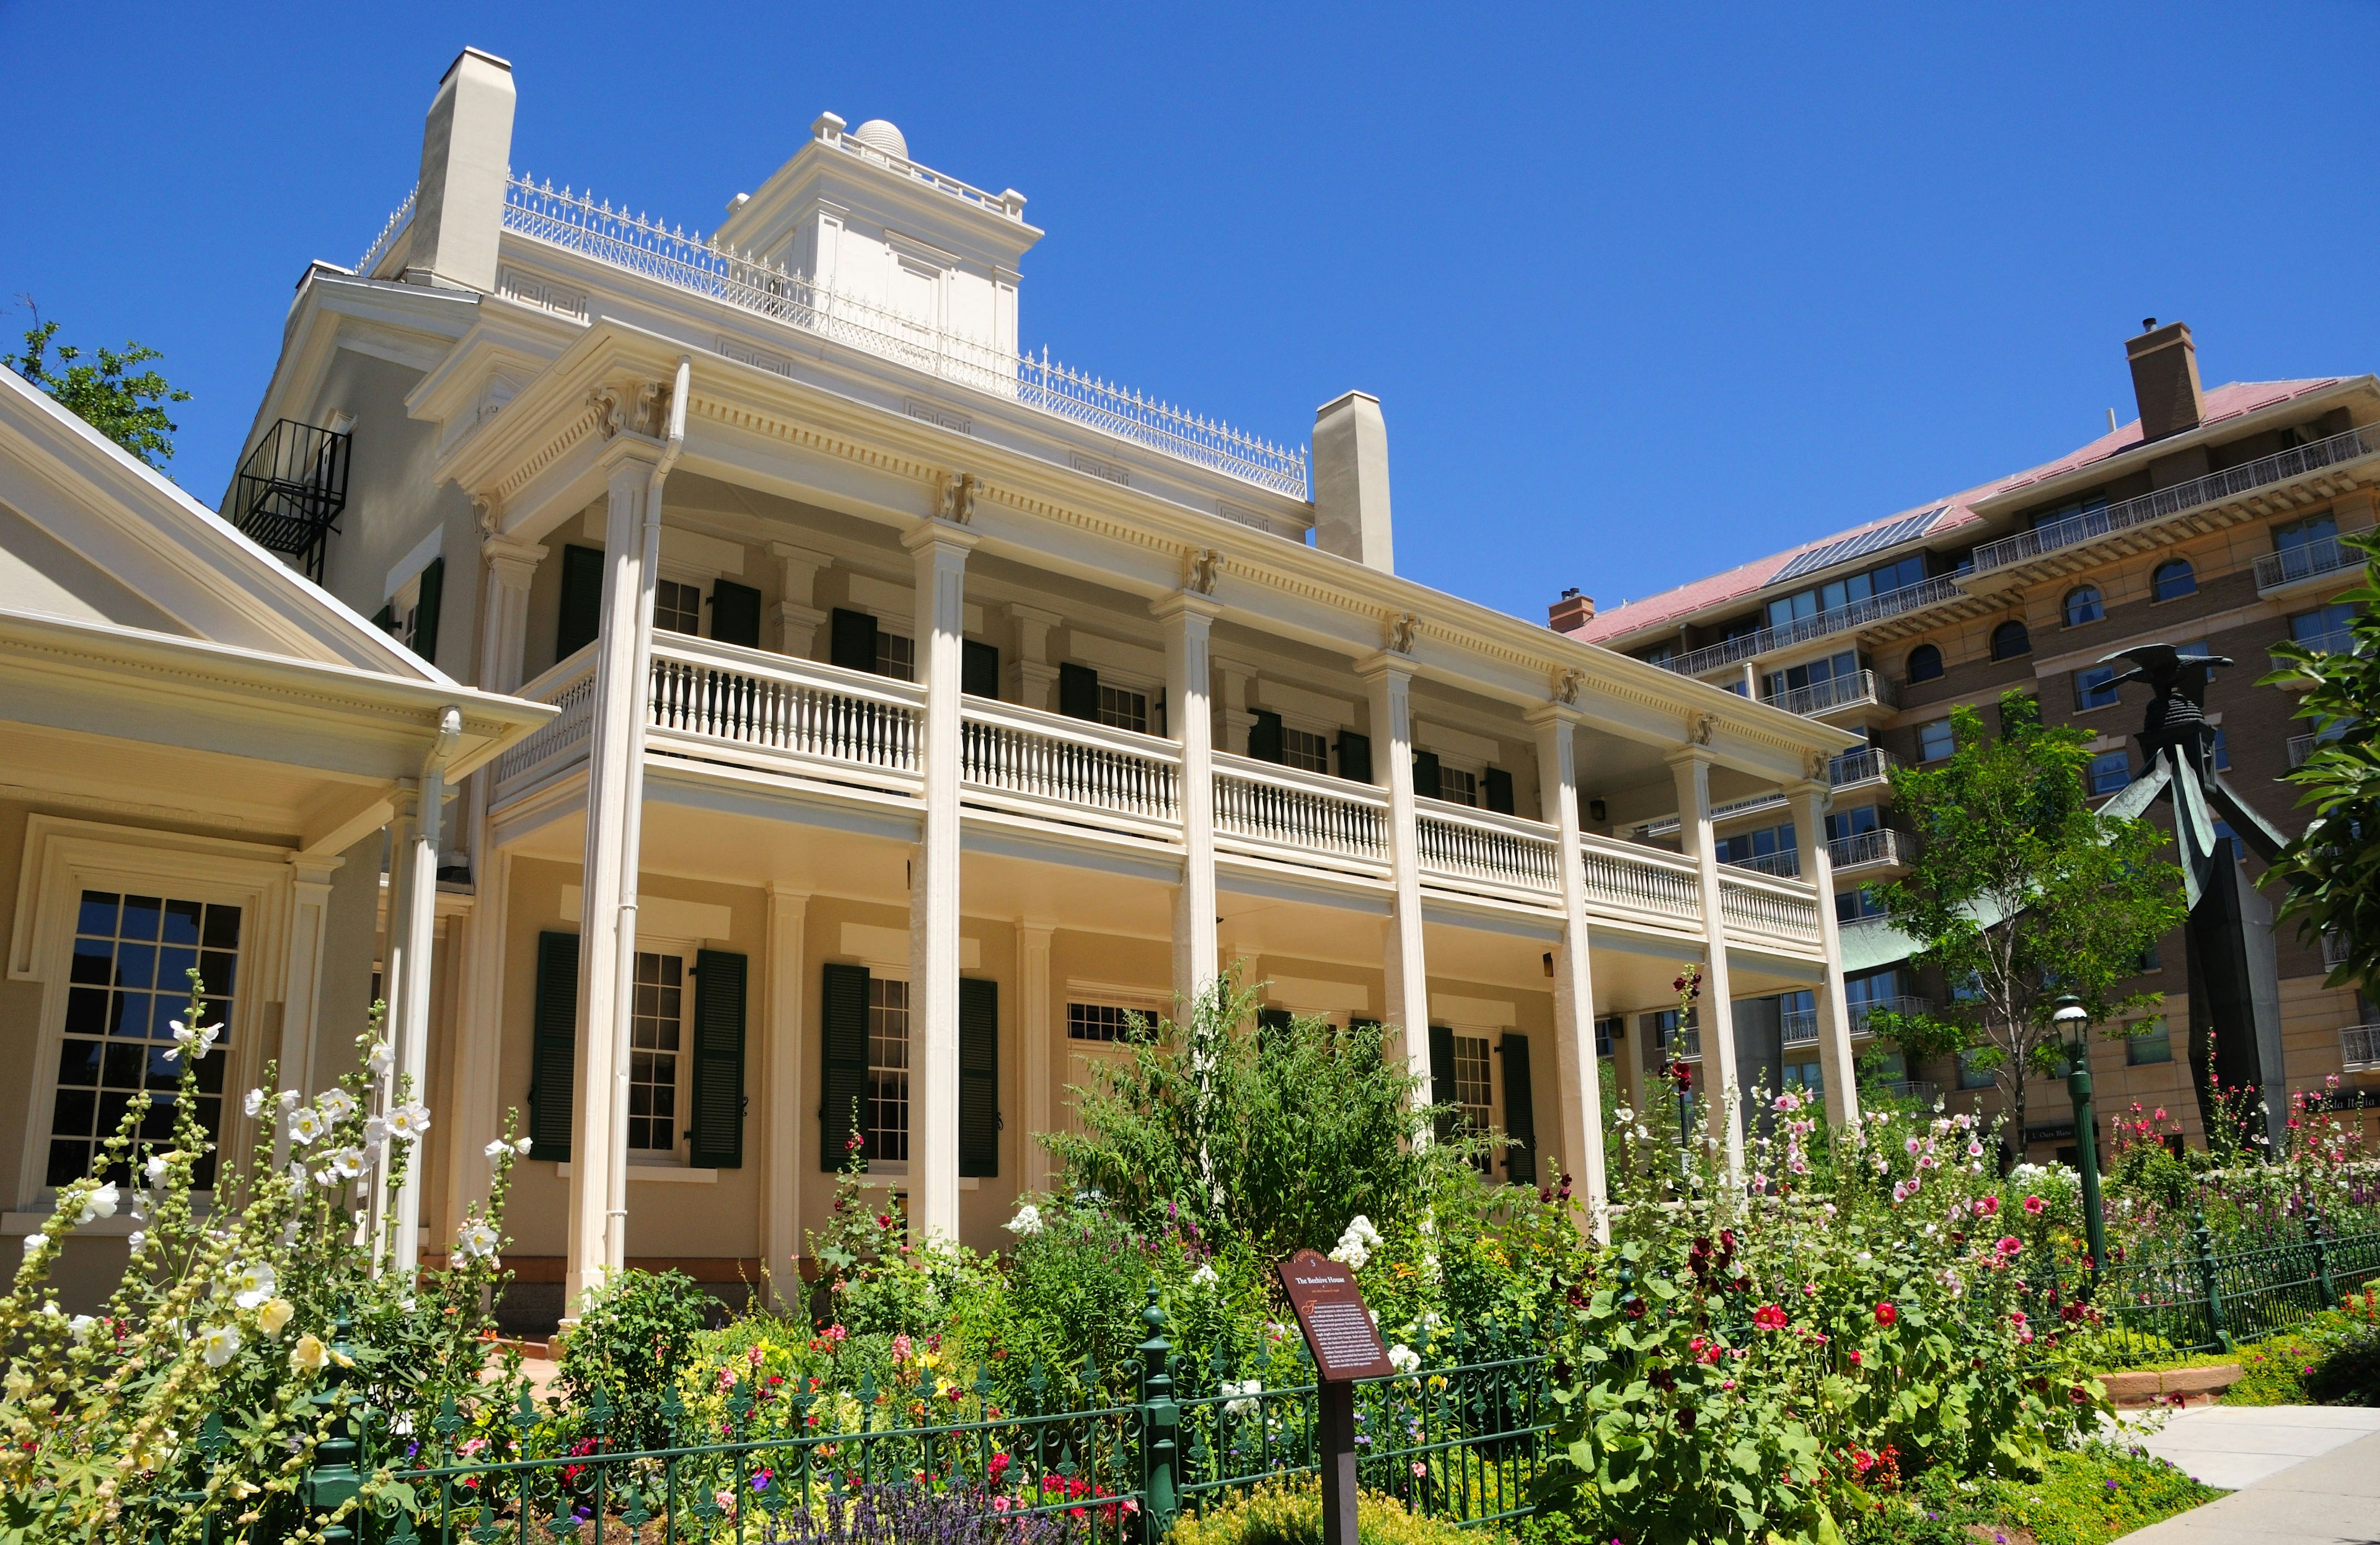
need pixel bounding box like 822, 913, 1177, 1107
558, 544, 604, 659
1248, 710, 1285, 763
959, 977, 998, 1177
820, 962, 871, 1169
962, 640, 1001, 699
1427, 1024, 1457, 1144
1412, 750, 1442, 802
689, 950, 747, 1168
1335, 730, 1372, 784
1484, 767, 1515, 815
529, 932, 580, 1161
830, 609, 879, 674
709, 580, 763, 649
1499, 1034, 1538, 1185
410, 557, 444, 666
1059, 662, 1101, 722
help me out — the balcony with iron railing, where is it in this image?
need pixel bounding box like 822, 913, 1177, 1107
1632, 747, 1897, 842
443, 175, 1311, 498
2255, 534, 2368, 596
1770, 669, 1895, 719
1877, 1078, 1939, 1107
1828, 827, 1905, 873
1658, 577, 1964, 680
1783, 993, 1929, 1046
2344, 1024, 2380, 1073
230, 419, 351, 582
1970, 422, 2380, 575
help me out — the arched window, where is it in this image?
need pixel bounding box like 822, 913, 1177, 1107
2064, 585, 2104, 627
2153, 559, 2197, 601
1905, 643, 1944, 683
1990, 619, 2032, 660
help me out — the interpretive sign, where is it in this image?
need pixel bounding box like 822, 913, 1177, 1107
1276, 1247, 1391, 1382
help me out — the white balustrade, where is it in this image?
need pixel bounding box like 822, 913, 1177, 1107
1416, 799, 1562, 896
1212, 753, 1386, 870
960, 699, 1179, 828
1579, 834, 1704, 925
646, 637, 921, 782
492, 647, 597, 794
1719, 869, 1824, 944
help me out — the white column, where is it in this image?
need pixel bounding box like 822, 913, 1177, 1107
770, 541, 833, 659
762, 885, 809, 1303
1669, 747, 1744, 1175
1008, 604, 1062, 711
1018, 922, 1056, 1190
1359, 651, 1432, 1091
446, 535, 542, 1231
1792, 780, 1861, 1130
904, 518, 977, 1244
1528, 704, 1607, 1232
275, 854, 341, 1166
389, 762, 445, 1273
567, 439, 666, 1310
1157, 593, 1221, 1005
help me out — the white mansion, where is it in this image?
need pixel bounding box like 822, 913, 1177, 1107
2, 49, 1862, 1320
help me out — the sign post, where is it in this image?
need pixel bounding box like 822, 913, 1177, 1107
1277, 1248, 1391, 1545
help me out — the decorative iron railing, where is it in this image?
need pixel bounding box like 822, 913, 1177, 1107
1972, 422, 2380, 574
2255, 533, 2366, 593
2344, 1023, 2380, 1071
1827, 828, 1903, 871
1769, 669, 1892, 719
230, 418, 351, 582
493, 175, 1308, 497
1660, 575, 1962, 679
355, 188, 415, 277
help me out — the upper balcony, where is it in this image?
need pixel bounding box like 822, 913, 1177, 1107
2344, 1023, 2379, 1074
1659, 577, 1965, 680
1630, 746, 1897, 843
2254, 533, 2366, 598
1771, 670, 1895, 722
492, 638, 1828, 957
1969, 421, 2380, 577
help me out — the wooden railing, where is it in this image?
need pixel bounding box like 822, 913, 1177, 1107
1212, 753, 1387, 873
961, 697, 1180, 833
1719, 867, 1824, 944
647, 636, 923, 786
491, 646, 598, 796
1416, 799, 1562, 896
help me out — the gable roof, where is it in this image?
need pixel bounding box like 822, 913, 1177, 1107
0, 367, 449, 678
1572, 378, 2345, 644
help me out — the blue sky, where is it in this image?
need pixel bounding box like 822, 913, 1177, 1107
7, 2, 2379, 622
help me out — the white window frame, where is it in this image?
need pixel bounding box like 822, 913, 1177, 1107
626, 935, 694, 1164
863, 971, 912, 1174
651, 576, 705, 637
1061, 980, 1166, 1137
8, 816, 294, 1213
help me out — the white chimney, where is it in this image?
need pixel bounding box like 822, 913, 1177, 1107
1311, 391, 1393, 573
404, 47, 517, 292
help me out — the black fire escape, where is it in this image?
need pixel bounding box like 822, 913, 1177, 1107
231, 419, 351, 583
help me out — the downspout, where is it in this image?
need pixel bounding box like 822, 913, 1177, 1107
604, 357, 690, 1270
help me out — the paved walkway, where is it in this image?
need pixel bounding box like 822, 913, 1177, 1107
2115, 1406, 2380, 1544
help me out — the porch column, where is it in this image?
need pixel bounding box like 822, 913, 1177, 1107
389, 757, 447, 1273
769, 541, 832, 659
1528, 701, 1608, 1231
904, 517, 978, 1245
762, 885, 809, 1302
1018, 922, 1056, 1190
276, 853, 340, 1149
1008, 605, 1062, 711
447, 534, 544, 1228
1156, 591, 1222, 1005
567, 436, 669, 1309
1359, 647, 1432, 1091
1791, 779, 1861, 1130
1668, 745, 1744, 1176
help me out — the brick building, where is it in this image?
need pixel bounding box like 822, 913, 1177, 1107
1566, 320, 2376, 1159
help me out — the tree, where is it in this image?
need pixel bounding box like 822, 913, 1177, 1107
2263, 528, 2380, 989
5, 306, 191, 470
1869, 691, 2186, 1156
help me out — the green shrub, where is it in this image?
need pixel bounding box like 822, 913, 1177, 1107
1844, 1442, 2222, 1545
558, 1267, 712, 1450
1170, 1479, 1488, 1545
2224, 1290, 2380, 1406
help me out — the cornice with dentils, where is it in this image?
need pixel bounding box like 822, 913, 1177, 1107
440, 317, 1853, 777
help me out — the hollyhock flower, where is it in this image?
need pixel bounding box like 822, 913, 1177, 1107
1005, 1204, 1044, 1236
457, 1221, 500, 1259
2023, 1195, 2047, 1215
387, 1103, 431, 1143
1753, 1304, 1788, 1331
244, 1089, 267, 1118
317, 1088, 357, 1123
76, 1183, 119, 1226
1875, 1301, 1898, 1326
200, 1324, 242, 1367
1996, 1236, 2023, 1257
257, 1298, 295, 1337
164, 1019, 221, 1062
228, 1261, 277, 1310
367, 1042, 394, 1076
289, 1107, 327, 1146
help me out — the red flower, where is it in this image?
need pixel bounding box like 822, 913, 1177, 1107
2023, 1195, 2047, 1215
1874, 1301, 1897, 1326
1753, 1304, 1789, 1331
1995, 1236, 2023, 1257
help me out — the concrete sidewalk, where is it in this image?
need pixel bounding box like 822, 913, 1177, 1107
2115, 1406, 2380, 1544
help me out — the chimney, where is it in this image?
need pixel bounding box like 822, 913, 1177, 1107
404, 47, 518, 292
2126, 318, 2203, 443
1548, 589, 1595, 632
1312, 391, 1393, 573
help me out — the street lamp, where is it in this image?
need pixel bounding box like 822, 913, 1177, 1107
2053, 994, 2107, 1286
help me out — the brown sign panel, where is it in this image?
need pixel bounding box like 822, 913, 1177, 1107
1276, 1247, 1393, 1382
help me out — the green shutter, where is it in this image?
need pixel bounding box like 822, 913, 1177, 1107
821, 962, 871, 1170
962, 640, 1001, 699
689, 950, 747, 1169
411, 556, 444, 666
1500, 1034, 1538, 1185
558, 544, 605, 659
1059, 662, 1101, 722
1484, 766, 1515, 815
1249, 710, 1285, 764
371, 603, 395, 633
829, 608, 878, 673
1412, 750, 1442, 802
529, 931, 579, 1162
710, 580, 763, 649
1428, 1024, 1457, 1143
1336, 730, 1372, 784
959, 977, 999, 1178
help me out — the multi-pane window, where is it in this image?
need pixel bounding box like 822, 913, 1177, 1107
1825, 806, 1878, 842
2064, 586, 2104, 627
1451, 1034, 1494, 1174
867, 978, 911, 1161
627, 952, 683, 1153
2125, 1019, 2173, 1066
1067, 1002, 1147, 1043
388, 572, 425, 652
1763, 649, 1860, 702
1593, 1016, 1620, 1059
51, 891, 239, 1188
2074, 665, 2120, 711
875, 631, 916, 681
1917, 718, 1955, 761
1281, 727, 1330, 774
2294, 603, 2359, 654
1836, 887, 1888, 923
2273, 511, 2339, 552
1957, 1048, 1995, 1090
1905, 644, 1944, 683
2089, 750, 2131, 795
654, 579, 702, 635
1097, 684, 1149, 733
1763, 554, 1926, 630
1437, 768, 1479, 808
1716, 821, 1796, 868
2152, 559, 2197, 602
1782, 1061, 1823, 1098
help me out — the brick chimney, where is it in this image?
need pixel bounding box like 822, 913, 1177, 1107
1548, 588, 1595, 632
2126, 318, 2203, 443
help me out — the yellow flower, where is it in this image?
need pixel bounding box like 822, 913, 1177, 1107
257, 1299, 295, 1337
290, 1334, 330, 1372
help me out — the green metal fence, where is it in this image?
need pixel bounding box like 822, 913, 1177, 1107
2077, 1208, 2380, 1363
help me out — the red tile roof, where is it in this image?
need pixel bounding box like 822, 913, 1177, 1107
1569, 378, 2344, 645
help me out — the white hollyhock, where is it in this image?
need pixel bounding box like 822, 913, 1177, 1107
457, 1220, 500, 1259
76, 1183, 120, 1226
514, 1136, 534, 1154
228, 1261, 276, 1311
328, 1148, 366, 1180
484, 1138, 512, 1160
366, 1042, 393, 1077
257, 1298, 294, 1337
317, 1088, 356, 1123
1222, 1378, 1263, 1416
164, 1019, 221, 1063
387, 1103, 431, 1143
1388, 1343, 1421, 1376
288, 1107, 326, 1146
67, 1314, 97, 1344
199, 1324, 242, 1368
1004, 1204, 1044, 1236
